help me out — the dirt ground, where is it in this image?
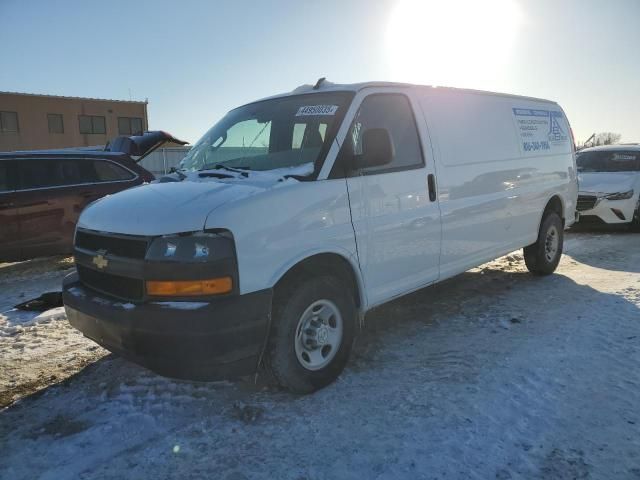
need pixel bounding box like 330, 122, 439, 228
0, 256, 107, 407
0, 230, 638, 479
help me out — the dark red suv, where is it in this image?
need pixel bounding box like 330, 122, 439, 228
0, 131, 185, 261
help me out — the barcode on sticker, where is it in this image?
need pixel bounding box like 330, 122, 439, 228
295, 105, 338, 116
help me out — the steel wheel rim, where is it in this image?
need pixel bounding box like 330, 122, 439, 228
294, 299, 343, 371
545, 225, 559, 262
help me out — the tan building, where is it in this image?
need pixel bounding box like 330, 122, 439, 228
0, 91, 148, 152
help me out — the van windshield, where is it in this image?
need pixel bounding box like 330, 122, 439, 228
179, 92, 353, 175
576, 150, 640, 172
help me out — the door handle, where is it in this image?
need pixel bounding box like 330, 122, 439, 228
427, 174, 437, 202
0, 201, 14, 209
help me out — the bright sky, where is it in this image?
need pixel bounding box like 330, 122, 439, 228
1, 0, 639, 144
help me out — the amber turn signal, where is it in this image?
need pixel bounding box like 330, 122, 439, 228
146, 277, 232, 296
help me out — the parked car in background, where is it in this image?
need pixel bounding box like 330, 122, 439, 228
0, 131, 186, 261
63, 81, 577, 393
576, 145, 640, 230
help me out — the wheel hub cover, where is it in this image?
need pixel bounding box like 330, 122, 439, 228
317, 326, 329, 345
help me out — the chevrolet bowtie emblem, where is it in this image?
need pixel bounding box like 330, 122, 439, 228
92, 253, 108, 269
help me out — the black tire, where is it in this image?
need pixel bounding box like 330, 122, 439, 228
630, 201, 640, 233
264, 275, 356, 394
524, 211, 564, 275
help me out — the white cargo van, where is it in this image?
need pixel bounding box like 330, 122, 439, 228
63, 81, 577, 393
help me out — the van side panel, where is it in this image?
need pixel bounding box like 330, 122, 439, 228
418, 89, 576, 279
204, 179, 363, 303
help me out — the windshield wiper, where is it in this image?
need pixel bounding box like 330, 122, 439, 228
198, 171, 235, 179
282, 173, 314, 182
169, 166, 187, 180
199, 164, 250, 177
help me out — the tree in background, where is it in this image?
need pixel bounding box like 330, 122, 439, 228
577, 132, 622, 149
594, 132, 622, 146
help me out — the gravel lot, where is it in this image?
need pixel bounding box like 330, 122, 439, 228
0, 231, 638, 479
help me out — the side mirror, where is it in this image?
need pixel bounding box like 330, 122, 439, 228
353, 128, 394, 170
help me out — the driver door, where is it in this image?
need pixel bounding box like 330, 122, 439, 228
342, 91, 442, 307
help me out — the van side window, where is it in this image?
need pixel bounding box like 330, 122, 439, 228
292, 123, 328, 149
332, 94, 423, 177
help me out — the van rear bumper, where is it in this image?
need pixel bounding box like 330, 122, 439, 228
63, 272, 272, 381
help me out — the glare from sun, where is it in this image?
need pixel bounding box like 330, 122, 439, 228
386, 0, 523, 90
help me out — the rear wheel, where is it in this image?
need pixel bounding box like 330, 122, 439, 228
264, 275, 356, 394
524, 211, 564, 275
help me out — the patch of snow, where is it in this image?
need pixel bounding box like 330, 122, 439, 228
150, 301, 209, 310
110, 302, 136, 310
66, 287, 86, 298
184, 162, 314, 189
90, 296, 111, 306
0, 307, 67, 336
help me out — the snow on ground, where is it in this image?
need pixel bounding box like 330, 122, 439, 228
0, 232, 639, 479
0, 257, 107, 407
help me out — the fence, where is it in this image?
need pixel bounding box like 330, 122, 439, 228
139, 146, 191, 175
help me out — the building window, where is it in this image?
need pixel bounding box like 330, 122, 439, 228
78, 115, 106, 134
118, 117, 144, 136
0, 111, 19, 133
47, 113, 64, 134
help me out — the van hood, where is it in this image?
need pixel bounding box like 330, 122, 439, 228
77, 163, 314, 236
78, 181, 264, 235
578, 172, 639, 194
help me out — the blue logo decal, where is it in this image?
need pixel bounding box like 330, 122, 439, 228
547, 111, 567, 142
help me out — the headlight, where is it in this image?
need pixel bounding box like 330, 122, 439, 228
146, 231, 234, 262
145, 231, 237, 297
605, 190, 634, 201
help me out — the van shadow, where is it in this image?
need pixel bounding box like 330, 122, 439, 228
5, 259, 637, 409
565, 229, 640, 273
351, 265, 565, 367
569, 222, 632, 234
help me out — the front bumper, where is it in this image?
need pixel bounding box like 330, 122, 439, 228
63, 272, 272, 381
577, 194, 638, 224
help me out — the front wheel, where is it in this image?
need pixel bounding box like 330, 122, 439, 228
524, 211, 564, 275
264, 275, 356, 394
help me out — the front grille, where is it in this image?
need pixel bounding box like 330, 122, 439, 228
577, 195, 598, 211
75, 230, 149, 259
77, 264, 144, 301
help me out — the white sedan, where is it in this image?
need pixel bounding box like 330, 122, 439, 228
576, 145, 640, 230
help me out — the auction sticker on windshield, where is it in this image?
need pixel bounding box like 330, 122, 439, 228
296, 105, 339, 116
512, 107, 570, 155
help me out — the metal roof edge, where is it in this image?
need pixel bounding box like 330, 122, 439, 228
0, 91, 147, 104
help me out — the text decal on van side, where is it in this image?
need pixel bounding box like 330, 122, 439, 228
295, 105, 339, 116
512, 108, 569, 154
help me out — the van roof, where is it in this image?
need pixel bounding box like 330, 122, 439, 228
249, 80, 559, 107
